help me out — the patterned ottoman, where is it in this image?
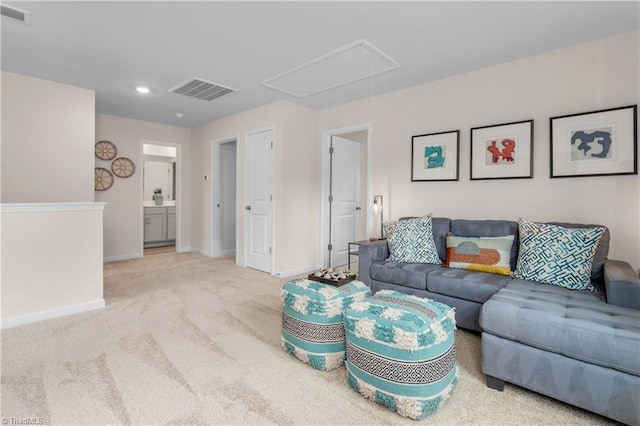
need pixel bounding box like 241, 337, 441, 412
281, 279, 372, 371
343, 290, 457, 419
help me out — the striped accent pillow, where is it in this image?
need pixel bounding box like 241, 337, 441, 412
445, 234, 514, 276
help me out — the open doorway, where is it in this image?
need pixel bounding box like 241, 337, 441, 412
212, 138, 238, 260
141, 141, 182, 255
320, 124, 372, 269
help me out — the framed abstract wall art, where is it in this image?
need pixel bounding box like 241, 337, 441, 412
470, 119, 534, 180
550, 105, 637, 178
411, 130, 459, 181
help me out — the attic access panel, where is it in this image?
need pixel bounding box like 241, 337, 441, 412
261, 40, 400, 98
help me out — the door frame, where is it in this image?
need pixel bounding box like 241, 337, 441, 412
319, 123, 373, 268
244, 126, 276, 273
211, 136, 239, 259
139, 139, 183, 254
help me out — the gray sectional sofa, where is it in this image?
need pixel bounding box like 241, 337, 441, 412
357, 217, 640, 425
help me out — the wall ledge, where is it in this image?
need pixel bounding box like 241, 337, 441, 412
0, 202, 107, 213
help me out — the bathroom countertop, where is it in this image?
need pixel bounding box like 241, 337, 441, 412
143, 200, 176, 207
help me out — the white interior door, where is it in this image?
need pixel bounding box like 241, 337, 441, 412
330, 136, 360, 267
245, 130, 273, 273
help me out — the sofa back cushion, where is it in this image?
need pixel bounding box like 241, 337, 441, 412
450, 219, 519, 270
398, 217, 609, 286
432, 217, 452, 262
547, 222, 610, 285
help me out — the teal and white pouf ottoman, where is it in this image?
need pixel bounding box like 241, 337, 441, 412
281, 279, 372, 371
343, 290, 458, 420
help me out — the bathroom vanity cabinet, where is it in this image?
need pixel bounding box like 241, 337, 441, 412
144, 206, 176, 247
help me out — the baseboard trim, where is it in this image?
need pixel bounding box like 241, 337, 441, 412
220, 249, 236, 257
1, 299, 106, 329
104, 253, 142, 262
190, 248, 211, 256
275, 264, 320, 278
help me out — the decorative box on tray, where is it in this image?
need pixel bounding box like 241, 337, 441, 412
308, 268, 356, 286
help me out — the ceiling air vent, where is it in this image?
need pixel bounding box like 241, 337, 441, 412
1, 4, 30, 24
169, 78, 237, 102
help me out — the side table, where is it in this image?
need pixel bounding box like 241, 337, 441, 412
348, 239, 386, 270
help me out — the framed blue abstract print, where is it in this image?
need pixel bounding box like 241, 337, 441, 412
550, 105, 637, 178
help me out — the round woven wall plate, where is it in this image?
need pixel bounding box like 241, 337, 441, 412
95, 140, 118, 160
111, 157, 136, 178
95, 167, 114, 191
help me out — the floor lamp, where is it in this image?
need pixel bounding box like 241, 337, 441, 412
373, 195, 383, 240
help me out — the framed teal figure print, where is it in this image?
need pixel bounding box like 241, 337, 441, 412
411, 130, 460, 182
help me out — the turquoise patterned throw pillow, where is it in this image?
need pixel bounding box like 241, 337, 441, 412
513, 218, 604, 291
384, 214, 441, 264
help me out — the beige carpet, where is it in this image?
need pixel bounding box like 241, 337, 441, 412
1, 253, 613, 425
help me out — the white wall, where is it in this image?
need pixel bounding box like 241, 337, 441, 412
1, 72, 104, 327
1, 204, 106, 328
317, 30, 640, 271
191, 100, 319, 275
1, 72, 95, 203
95, 114, 191, 260
191, 102, 282, 259
276, 101, 319, 274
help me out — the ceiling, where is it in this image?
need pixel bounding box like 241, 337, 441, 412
2, 1, 638, 128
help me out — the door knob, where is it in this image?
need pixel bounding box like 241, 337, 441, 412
355, 206, 362, 210
245, 205, 251, 211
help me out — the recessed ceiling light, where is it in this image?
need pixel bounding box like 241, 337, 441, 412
176, 113, 184, 118
136, 86, 150, 94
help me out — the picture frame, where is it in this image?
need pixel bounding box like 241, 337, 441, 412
411, 130, 459, 181
550, 105, 638, 178
470, 119, 534, 180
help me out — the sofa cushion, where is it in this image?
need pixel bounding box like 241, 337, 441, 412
370, 261, 442, 290
445, 234, 514, 275
426, 268, 511, 303
432, 217, 452, 262
384, 215, 441, 264
450, 219, 518, 270
480, 280, 640, 376
513, 219, 605, 291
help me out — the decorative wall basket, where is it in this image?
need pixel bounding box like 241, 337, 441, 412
95, 140, 118, 160
94, 167, 114, 191
111, 157, 136, 178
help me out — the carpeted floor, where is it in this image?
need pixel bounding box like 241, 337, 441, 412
1, 253, 614, 425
